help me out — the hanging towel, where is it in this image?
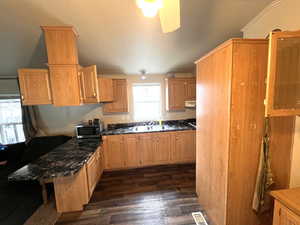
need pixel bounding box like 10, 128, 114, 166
252, 118, 275, 213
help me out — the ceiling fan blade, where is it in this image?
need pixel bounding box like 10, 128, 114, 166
159, 0, 180, 33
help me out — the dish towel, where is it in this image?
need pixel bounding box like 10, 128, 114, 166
252, 118, 275, 213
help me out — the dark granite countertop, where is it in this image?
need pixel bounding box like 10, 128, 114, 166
8, 138, 101, 182
102, 119, 196, 136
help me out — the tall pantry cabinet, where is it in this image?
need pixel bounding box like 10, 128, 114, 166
195, 39, 295, 225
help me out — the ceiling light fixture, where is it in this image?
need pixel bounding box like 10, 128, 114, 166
136, 0, 163, 18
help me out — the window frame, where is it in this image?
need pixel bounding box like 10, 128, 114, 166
132, 83, 162, 121
0, 98, 25, 145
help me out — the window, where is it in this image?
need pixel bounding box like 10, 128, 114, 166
0, 99, 25, 144
133, 83, 161, 121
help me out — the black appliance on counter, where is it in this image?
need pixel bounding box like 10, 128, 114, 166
75, 119, 103, 139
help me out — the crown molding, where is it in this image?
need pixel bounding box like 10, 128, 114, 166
241, 0, 282, 32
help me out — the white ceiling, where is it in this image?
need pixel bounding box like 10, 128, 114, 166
0, 0, 273, 76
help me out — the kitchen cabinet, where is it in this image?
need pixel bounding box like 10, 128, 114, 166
18, 68, 52, 105
48, 65, 82, 106
86, 151, 98, 197
271, 188, 300, 225
79, 65, 99, 104
195, 39, 295, 225
53, 146, 103, 213
273, 201, 300, 225
165, 77, 196, 111
166, 78, 186, 111
86, 146, 103, 198
154, 133, 171, 164
54, 164, 89, 213
172, 130, 196, 163
266, 30, 300, 116
103, 130, 195, 170
19, 26, 104, 107
140, 134, 156, 165
41, 26, 79, 65
185, 78, 196, 100
124, 134, 141, 167
97, 77, 114, 102
103, 135, 126, 169
103, 79, 128, 113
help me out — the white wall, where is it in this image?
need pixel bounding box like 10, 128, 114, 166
0, 78, 19, 97
242, 0, 300, 188
36, 73, 196, 136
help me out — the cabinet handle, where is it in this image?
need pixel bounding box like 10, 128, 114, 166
93, 92, 97, 97
21, 95, 24, 101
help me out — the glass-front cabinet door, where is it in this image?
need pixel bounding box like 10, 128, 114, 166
266, 30, 300, 116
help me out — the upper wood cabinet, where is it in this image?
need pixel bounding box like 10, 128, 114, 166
48, 65, 82, 106
97, 77, 114, 102
266, 30, 300, 116
185, 78, 196, 100
18, 69, 52, 105
165, 77, 196, 111
166, 78, 186, 111
79, 65, 99, 104
103, 79, 128, 113
41, 26, 79, 65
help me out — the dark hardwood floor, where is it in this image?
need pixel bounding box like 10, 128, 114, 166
55, 164, 205, 225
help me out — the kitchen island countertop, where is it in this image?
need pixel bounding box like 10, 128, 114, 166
8, 138, 101, 182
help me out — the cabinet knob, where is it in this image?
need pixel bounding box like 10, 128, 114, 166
21, 95, 25, 101
93, 92, 97, 97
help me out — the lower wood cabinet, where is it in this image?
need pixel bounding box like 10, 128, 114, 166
172, 130, 196, 162
103, 130, 196, 170
154, 133, 171, 164
86, 148, 102, 197
273, 200, 300, 225
124, 134, 141, 167
53, 147, 103, 213
103, 135, 126, 169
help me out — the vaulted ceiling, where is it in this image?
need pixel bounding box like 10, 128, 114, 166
0, 0, 273, 76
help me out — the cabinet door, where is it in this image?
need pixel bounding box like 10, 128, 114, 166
124, 135, 141, 168
18, 69, 52, 105
103, 79, 128, 113
48, 65, 81, 106
140, 134, 156, 166
166, 78, 186, 111
154, 133, 171, 164
172, 131, 196, 163
98, 77, 114, 102
273, 201, 300, 225
103, 135, 125, 169
86, 153, 98, 197
266, 30, 300, 116
41, 26, 79, 65
80, 65, 99, 104
185, 78, 196, 101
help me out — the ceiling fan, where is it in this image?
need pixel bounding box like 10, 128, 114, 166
136, 0, 181, 33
